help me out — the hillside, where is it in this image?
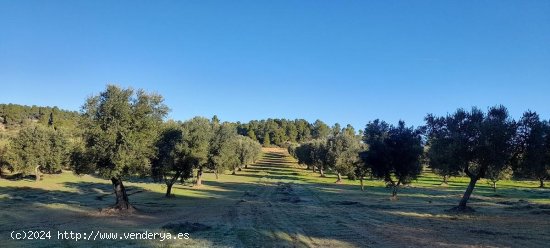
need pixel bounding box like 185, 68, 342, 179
0, 104, 79, 145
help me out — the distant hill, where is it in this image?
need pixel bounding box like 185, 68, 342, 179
0, 104, 80, 144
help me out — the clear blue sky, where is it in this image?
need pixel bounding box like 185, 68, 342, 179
1, 1, 549, 129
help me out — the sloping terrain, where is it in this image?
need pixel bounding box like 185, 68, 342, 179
1, 148, 549, 247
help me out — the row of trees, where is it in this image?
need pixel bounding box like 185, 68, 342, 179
236, 118, 352, 146
1, 85, 548, 212
152, 118, 262, 198
288, 124, 361, 180
1, 85, 262, 211
289, 120, 422, 196
289, 106, 549, 211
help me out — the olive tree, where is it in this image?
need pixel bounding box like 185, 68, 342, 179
327, 131, 361, 183
307, 139, 329, 177
207, 122, 239, 179
425, 106, 516, 211
513, 111, 549, 188
485, 165, 513, 192
361, 120, 423, 197
292, 140, 328, 176
354, 152, 370, 191
424, 118, 461, 185
152, 122, 192, 197
6, 125, 70, 181
235, 135, 261, 173
75, 85, 168, 211
294, 142, 314, 170
180, 117, 212, 187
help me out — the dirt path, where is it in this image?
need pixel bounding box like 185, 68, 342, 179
222, 149, 374, 247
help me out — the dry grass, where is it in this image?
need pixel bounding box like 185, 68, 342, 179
0, 148, 549, 247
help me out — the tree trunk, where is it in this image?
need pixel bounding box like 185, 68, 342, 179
391, 181, 401, 197
360, 177, 364, 191
312, 165, 316, 172
245, 164, 248, 169
335, 173, 342, 183
492, 181, 497, 192
232, 166, 237, 175
215, 171, 219, 179
165, 183, 173, 197
111, 177, 131, 210
540, 178, 545, 188
34, 165, 41, 182
306, 164, 310, 170
165, 171, 181, 198
319, 167, 325, 177
458, 177, 478, 209
442, 175, 448, 184
195, 167, 203, 186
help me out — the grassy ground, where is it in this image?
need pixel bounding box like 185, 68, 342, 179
0, 147, 549, 247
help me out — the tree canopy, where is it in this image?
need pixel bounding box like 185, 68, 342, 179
327, 130, 362, 183
361, 120, 423, 197
75, 85, 169, 210
6, 125, 70, 180
425, 106, 517, 210
513, 111, 550, 187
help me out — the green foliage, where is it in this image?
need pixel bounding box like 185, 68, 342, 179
513, 111, 550, 187
361, 120, 423, 196
247, 129, 257, 141
285, 123, 298, 142
312, 119, 330, 139
294, 139, 330, 176
152, 122, 191, 182
326, 131, 361, 180
424, 115, 462, 182
311, 139, 330, 175
486, 165, 513, 191
76, 85, 169, 179
6, 125, 70, 175
287, 143, 299, 159
236, 118, 321, 146
181, 117, 213, 171
45, 128, 71, 173
360, 119, 391, 180
293, 143, 313, 166
262, 133, 270, 146
331, 123, 341, 136
235, 135, 262, 171
211, 115, 220, 126
343, 124, 356, 137
207, 122, 239, 176
152, 121, 202, 196
426, 106, 517, 181
0, 103, 79, 130
425, 106, 517, 208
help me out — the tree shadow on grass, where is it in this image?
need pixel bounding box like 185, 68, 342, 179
3, 149, 548, 247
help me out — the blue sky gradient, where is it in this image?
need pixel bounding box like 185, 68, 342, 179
1, 0, 549, 129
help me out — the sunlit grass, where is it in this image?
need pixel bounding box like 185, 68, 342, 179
1, 148, 549, 247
